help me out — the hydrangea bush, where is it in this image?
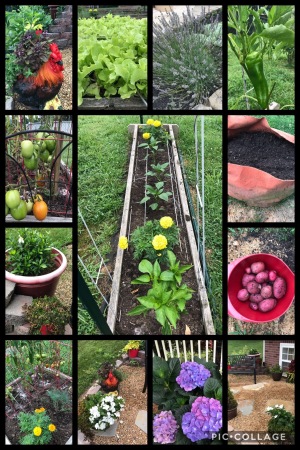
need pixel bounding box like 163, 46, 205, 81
153, 355, 223, 445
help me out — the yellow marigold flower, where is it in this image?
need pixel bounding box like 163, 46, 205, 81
49, 424, 56, 432
33, 427, 42, 437
35, 408, 41, 413
39, 407, 45, 412
160, 216, 174, 229
153, 120, 161, 127
118, 236, 128, 250
152, 235, 168, 251
146, 119, 154, 125
143, 132, 151, 139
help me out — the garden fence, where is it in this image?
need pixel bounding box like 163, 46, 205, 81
153, 340, 223, 368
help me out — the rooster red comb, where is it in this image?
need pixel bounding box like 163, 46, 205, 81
49, 43, 63, 61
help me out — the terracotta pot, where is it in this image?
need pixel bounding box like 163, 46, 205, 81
271, 372, 282, 381
228, 116, 295, 206
228, 406, 237, 420
5, 248, 67, 298
128, 349, 139, 358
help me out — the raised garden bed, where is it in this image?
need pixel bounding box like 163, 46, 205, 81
78, 96, 147, 110
107, 124, 215, 335
6, 368, 72, 445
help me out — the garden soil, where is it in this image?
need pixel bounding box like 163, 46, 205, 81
228, 132, 295, 179
5, 374, 72, 445
114, 134, 204, 335
228, 229, 294, 335
228, 375, 294, 438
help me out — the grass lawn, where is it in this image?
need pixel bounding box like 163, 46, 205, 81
5, 228, 72, 252
228, 340, 263, 356
228, 46, 295, 110
78, 115, 222, 334
77, 340, 128, 396
250, 115, 294, 134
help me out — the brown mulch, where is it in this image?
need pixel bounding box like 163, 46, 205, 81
228, 375, 294, 432
13, 47, 72, 110
85, 365, 147, 445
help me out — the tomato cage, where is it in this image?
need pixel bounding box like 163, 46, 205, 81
5, 340, 72, 420
5, 128, 73, 223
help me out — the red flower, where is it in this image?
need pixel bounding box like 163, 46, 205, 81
40, 324, 55, 335
35, 29, 43, 35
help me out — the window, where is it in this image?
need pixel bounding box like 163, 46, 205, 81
279, 343, 295, 373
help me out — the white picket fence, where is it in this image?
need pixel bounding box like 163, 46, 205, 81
153, 340, 223, 368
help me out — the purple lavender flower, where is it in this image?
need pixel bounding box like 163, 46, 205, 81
182, 397, 222, 442
176, 361, 211, 391
153, 410, 179, 444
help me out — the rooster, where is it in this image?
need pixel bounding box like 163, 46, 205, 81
100, 371, 119, 393
13, 43, 64, 110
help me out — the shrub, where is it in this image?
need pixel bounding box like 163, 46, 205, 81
153, 6, 222, 109
228, 387, 238, 409
23, 296, 70, 335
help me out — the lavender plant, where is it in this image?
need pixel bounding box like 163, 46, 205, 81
153, 6, 222, 110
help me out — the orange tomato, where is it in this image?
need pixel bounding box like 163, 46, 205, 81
36, 175, 46, 187
34, 194, 43, 203
33, 200, 48, 221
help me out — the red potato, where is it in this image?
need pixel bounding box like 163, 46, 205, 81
261, 285, 273, 299
237, 288, 250, 302
249, 302, 259, 311
258, 298, 277, 312
249, 293, 263, 303
245, 267, 251, 274
269, 270, 277, 282
273, 277, 287, 299
255, 271, 269, 283
246, 281, 260, 294
242, 273, 256, 287
251, 261, 265, 274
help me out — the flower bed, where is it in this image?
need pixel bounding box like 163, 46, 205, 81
6, 368, 72, 445
107, 122, 215, 335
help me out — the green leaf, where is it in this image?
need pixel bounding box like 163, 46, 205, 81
175, 429, 192, 445
165, 306, 179, 328
260, 24, 294, 45
167, 357, 181, 381
203, 377, 221, 398
167, 250, 177, 267
149, 203, 158, 210
153, 260, 161, 279
138, 296, 159, 310
153, 355, 169, 379
155, 306, 167, 326
138, 259, 153, 275
127, 305, 149, 316
155, 181, 164, 189
140, 196, 150, 204
131, 274, 150, 284
159, 192, 170, 201
160, 270, 174, 281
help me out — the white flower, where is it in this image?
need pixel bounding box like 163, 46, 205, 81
266, 407, 273, 411
89, 417, 94, 423
279, 405, 284, 409
119, 420, 123, 424
115, 412, 120, 417
18, 236, 24, 244
275, 404, 279, 408
117, 396, 122, 400
102, 404, 109, 410
89, 406, 100, 417
94, 423, 100, 429
274, 415, 278, 418
99, 422, 106, 430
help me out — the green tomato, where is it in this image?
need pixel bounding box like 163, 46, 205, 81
41, 353, 47, 358
21, 140, 34, 159
35, 354, 41, 359
24, 155, 38, 170
41, 141, 47, 151
36, 131, 44, 144
5, 190, 21, 209
5, 204, 10, 216
39, 149, 50, 162
45, 136, 56, 152
10, 200, 27, 220
25, 199, 33, 213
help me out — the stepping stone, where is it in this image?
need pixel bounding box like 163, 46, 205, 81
6, 295, 33, 327
85, 385, 100, 396
209, 88, 222, 110
115, 359, 123, 368
14, 323, 31, 335
78, 430, 90, 445
242, 382, 265, 391
135, 410, 147, 433
228, 424, 234, 432
231, 387, 240, 394
238, 399, 254, 416
266, 399, 294, 415
65, 324, 73, 335
5, 280, 16, 307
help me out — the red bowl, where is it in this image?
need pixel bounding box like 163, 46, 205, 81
228, 253, 294, 323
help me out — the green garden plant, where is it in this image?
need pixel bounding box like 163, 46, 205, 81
266, 405, 294, 434
130, 218, 179, 263
18, 409, 56, 445
146, 162, 170, 181
23, 296, 70, 335
228, 5, 294, 109
128, 251, 193, 334
47, 389, 72, 412
140, 181, 172, 211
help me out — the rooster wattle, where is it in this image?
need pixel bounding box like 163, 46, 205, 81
13, 43, 64, 110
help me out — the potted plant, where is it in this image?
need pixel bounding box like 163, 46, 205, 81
5, 228, 67, 298
228, 387, 238, 420
269, 364, 283, 381
228, 359, 231, 370
122, 340, 140, 358
286, 360, 295, 384
247, 348, 260, 357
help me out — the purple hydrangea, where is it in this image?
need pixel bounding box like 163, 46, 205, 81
153, 410, 179, 444
182, 396, 222, 442
176, 361, 211, 391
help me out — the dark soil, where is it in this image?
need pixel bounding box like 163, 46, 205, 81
228, 132, 295, 179
114, 131, 204, 335
6, 372, 72, 445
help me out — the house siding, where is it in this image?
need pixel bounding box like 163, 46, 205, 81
265, 340, 295, 367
